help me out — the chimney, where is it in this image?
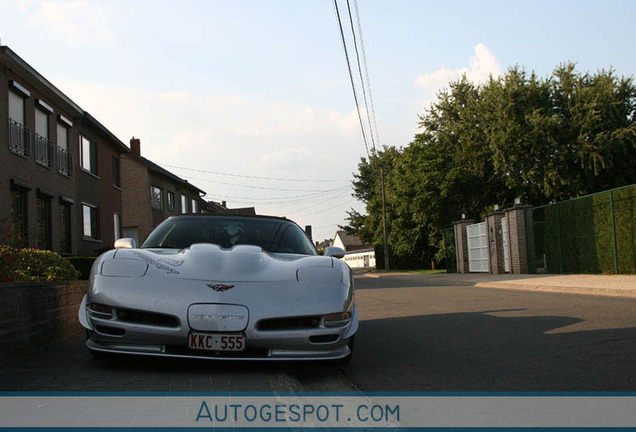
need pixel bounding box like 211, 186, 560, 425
130, 137, 141, 156
305, 225, 312, 241
222, 201, 227, 208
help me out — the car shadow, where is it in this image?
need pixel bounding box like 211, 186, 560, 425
2, 309, 636, 392
337, 310, 636, 391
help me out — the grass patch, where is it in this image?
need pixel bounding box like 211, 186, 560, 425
361, 269, 447, 275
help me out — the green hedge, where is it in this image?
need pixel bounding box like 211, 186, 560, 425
534, 184, 636, 274
65, 256, 98, 280
0, 246, 80, 282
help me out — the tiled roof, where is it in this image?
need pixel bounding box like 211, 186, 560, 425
335, 230, 372, 251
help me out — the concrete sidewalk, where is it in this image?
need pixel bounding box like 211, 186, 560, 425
361, 272, 636, 298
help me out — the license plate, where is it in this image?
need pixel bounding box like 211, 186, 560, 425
189, 333, 245, 351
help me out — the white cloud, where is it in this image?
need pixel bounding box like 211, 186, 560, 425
54, 76, 364, 183
410, 43, 503, 135
415, 43, 502, 98
19, 0, 116, 46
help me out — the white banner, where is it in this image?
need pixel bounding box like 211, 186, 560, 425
0, 394, 635, 428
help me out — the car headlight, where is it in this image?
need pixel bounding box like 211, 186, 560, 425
296, 267, 342, 284
324, 311, 352, 327
101, 259, 149, 277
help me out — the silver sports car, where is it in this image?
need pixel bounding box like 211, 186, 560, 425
78, 214, 358, 361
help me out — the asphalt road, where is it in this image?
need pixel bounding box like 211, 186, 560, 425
2, 274, 635, 392
343, 274, 636, 391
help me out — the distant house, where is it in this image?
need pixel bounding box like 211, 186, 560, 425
202, 200, 256, 216
333, 230, 376, 269
315, 238, 334, 250
120, 137, 205, 246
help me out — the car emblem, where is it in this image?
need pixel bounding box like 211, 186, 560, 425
207, 284, 235, 292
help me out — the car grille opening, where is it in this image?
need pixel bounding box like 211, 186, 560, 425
258, 316, 321, 331
95, 325, 126, 336
309, 334, 339, 344
116, 308, 180, 328
165, 346, 269, 358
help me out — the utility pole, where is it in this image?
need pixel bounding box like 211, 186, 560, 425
380, 165, 389, 271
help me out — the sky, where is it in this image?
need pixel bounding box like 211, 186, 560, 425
1, 0, 635, 243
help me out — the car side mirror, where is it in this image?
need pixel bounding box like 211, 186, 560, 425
324, 246, 345, 259
114, 238, 136, 249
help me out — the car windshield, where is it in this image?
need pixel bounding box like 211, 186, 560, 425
141, 216, 317, 255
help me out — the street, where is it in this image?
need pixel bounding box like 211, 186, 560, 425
2, 273, 635, 392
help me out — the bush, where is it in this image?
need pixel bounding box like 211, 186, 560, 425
65, 256, 98, 280
0, 246, 80, 283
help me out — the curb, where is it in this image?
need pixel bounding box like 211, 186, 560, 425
474, 282, 636, 298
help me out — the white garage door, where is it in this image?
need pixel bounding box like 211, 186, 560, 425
467, 222, 489, 273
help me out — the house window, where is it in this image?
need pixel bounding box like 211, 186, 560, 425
191, 198, 199, 213
114, 213, 121, 242
167, 192, 176, 211
112, 157, 120, 187
35, 108, 52, 167
57, 123, 71, 176
181, 195, 188, 214
10, 188, 28, 247
82, 203, 100, 239
60, 201, 72, 253
151, 186, 163, 210
80, 135, 98, 174
37, 195, 52, 250
8, 89, 31, 157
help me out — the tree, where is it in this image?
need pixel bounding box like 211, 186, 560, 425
343, 63, 636, 269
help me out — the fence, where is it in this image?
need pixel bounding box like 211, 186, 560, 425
529, 184, 636, 274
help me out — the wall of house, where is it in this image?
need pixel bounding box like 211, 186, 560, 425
0, 62, 79, 254
120, 154, 151, 245
342, 250, 376, 269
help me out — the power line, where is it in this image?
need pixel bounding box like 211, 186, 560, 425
177, 174, 349, 192
332, 0, 370, 158
210, 186, 351, 203
353, 0, 382, 150
158, 163, 349, 183
346, 0, 376, 153
211, 188, 352, 206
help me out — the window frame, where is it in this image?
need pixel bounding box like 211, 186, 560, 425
59, 200, 72, 253
112, 156, 121, 188
36, 194, 52, 250
82, 203, 100, 240
151, 186, 164, 210
10, 187, 28, 248
167, 191, 176, 211
80, 135, 98, 175
180, 195, 189, 214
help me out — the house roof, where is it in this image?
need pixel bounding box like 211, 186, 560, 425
131, 153, 206, 196
2, 46, 130, 155
1, 45, 83, 116
335, 230, 372, 252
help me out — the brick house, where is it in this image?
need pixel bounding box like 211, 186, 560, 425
120, 138, 205, 246
1, 46, 80, 253
1, 45, 131, 256
75, 113, 130, 256
202, 200, 256, 215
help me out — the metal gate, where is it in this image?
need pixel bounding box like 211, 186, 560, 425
502, 217, 511, 273
467, 222, 489, 272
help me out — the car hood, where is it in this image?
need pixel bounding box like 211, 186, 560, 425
106, 243, 335, 282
